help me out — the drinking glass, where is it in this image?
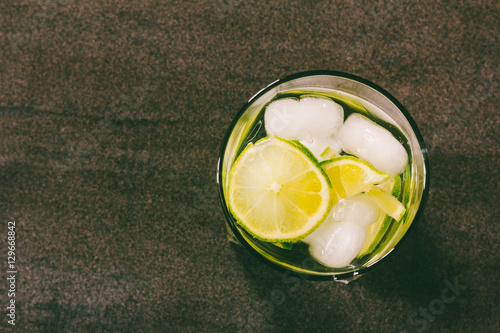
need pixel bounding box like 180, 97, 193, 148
217, 71, 429, 282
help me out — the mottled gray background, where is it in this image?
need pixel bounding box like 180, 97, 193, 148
0, 0, 498, 332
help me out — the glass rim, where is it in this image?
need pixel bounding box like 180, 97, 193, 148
217, 70, 430, 281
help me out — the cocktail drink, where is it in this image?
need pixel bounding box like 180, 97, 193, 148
217, 72, 428, 282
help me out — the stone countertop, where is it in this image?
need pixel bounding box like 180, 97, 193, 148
0, 0, 498, 332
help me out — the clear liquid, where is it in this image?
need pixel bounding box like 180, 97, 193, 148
229, 89, 412, 274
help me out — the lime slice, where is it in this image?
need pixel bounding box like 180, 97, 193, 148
320, 146, 339, 160
228, 136, 332, 242
358, 176, 402, 256
368, 185, 406, 221
273, 242, 293, 250
320, 156, 390, 205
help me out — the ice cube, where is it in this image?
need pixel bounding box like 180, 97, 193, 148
334, 194, 381, 227
264, 97, 344, 142
339, 113, 408, 176
264, 98, 302, 140
299, 97, 344, 138
303, 221, 366, 268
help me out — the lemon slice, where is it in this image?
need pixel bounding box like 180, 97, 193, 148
376, 176, 394, 193
320, 156, 390, 205
358, 176, 402, 257
368, 186, 406, 221
228, 137, 332, 242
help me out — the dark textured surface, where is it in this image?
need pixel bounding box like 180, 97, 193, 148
0, 0, 499, 332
